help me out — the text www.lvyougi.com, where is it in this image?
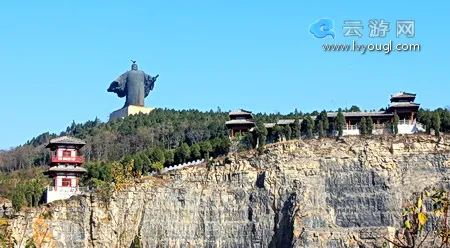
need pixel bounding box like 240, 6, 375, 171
322, 40, 420, 54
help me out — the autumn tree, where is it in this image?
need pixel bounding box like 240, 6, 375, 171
386, 189, 450, 248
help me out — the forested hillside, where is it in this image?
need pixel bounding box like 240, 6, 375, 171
0, 107, 449, 211
1, 107, 449, 173
0, 108, 294, 172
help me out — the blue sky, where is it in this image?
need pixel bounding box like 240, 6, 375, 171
0, 1, 448, 149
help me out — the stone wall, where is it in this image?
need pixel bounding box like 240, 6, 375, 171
8, 134, 450, 248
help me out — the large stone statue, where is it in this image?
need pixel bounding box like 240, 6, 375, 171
107, 61, 159, 108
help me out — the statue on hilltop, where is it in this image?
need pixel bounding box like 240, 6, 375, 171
107, 61, 159, 108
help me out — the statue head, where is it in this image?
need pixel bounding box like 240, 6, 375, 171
131, 63, 138, 70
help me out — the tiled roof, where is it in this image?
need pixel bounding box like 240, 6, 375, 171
276, 119, 295, 125
388, 102, 420, 108
229, 109, 253, 116
45, 166, 87, 173
46, 136, 86, 148
326, 111, 394, 118
391, 92, 416, 98
225, 120, 255, 125
264, 119, 303, 128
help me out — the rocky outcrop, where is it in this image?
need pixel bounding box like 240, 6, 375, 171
8, 134, 450, 247
0, 198, 13, 218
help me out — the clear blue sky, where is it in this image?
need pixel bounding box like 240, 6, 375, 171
0, 1, 448, 149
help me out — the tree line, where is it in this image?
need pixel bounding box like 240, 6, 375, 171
0, 106, 449, 211
1, 107, 449, 173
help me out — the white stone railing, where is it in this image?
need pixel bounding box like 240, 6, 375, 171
398, 119, 414, 125
416, 121, 426, 131
47, 186, 81, 192
150, 157, 216, 175
344, 124, 359, 130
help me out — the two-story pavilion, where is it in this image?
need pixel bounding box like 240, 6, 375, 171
387, 92, 420, 121
43, 136, 87, 203
225, 109, 255, 138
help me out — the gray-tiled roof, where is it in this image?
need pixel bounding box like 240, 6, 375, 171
388, 102, 420, 108
264, 119, 303, 128
46, 166, 87, 173
229, 109, 253, 116
391, 92, 416, 98
326, 111, 394, 118
225, 120, 255, 125
276, 119, 295, 125
46, 136, 86, 148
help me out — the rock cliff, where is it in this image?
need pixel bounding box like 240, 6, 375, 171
8, 134, 450, 248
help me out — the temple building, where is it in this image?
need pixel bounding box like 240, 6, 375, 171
325, 92, 423, 135
225, 109, 255, 138
387, 92, 420, 120
43, 136, 87, 203
225, 92, 426, 139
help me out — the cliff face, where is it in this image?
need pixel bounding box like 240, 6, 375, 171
9, 135, 450, 248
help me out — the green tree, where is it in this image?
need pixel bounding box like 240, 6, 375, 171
432, 111, 441, 136
320, 111, 329, 137
255, 121, 268, 154
393, 112, 399, 135
367, 117, 374, 135
240, 132, 254, 150
190, 143, 201, 160
283, 125, 292, 140
133, 156, 143, 176
200, 141, 213, 159
360, 117, 367, 135
211, 137, 231, 156
349, 105, 361, 112
11, 190, 25, 211
292, 117, 300, 139
306, 115, 314, 139
150, 161, 164, 172
164, 150, 174, 166
140, 153, 152, 174
272, 124, 282, 142
317, 120, 325, 138
149, 147, 165, 164
175, 143, 190, 164
336, 110, 346, 137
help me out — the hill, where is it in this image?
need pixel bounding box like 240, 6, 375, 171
6, 134, 450, 247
